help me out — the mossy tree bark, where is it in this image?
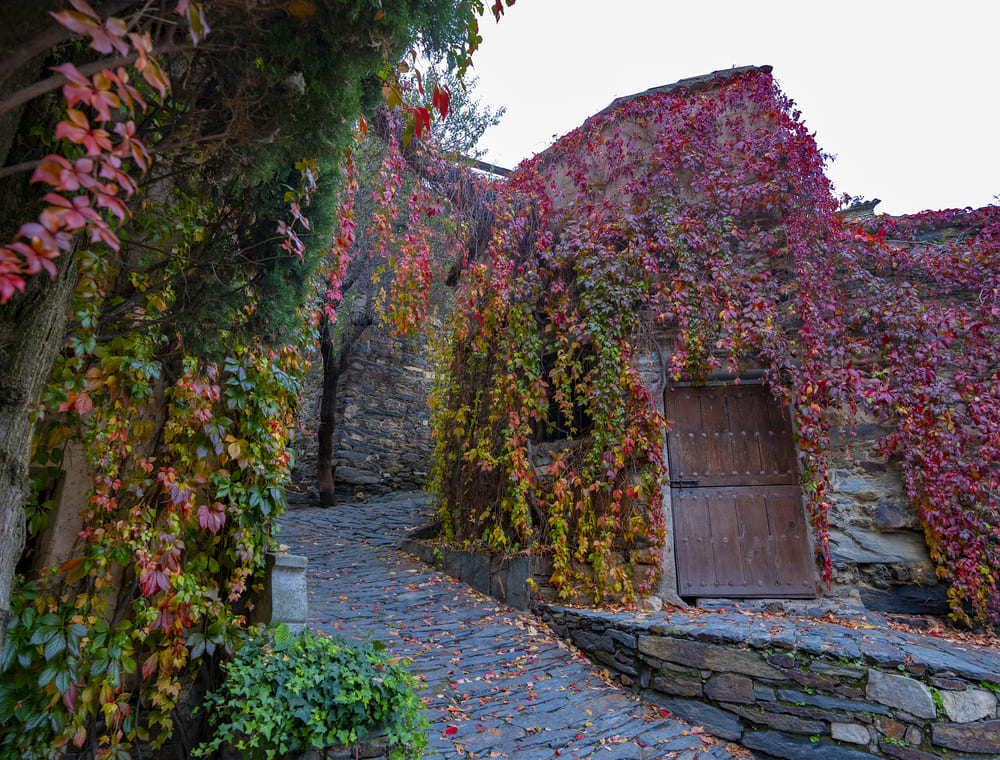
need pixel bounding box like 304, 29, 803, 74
0, 256, 77, 649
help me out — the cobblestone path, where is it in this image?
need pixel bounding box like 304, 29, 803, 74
279, 493, 750, 760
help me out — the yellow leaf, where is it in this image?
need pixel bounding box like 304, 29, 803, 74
284, 0, 315, 16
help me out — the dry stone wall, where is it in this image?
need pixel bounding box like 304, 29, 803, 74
333, 327, 435, 495
540, 604, 1000, 760
825, 418, 948, 615
292, 325, 436, 499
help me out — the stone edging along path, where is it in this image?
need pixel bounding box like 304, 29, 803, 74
536, 605, 1000, 760
403, 532, 1000, 760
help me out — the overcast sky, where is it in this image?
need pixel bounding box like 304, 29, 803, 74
467, 0, 999, 216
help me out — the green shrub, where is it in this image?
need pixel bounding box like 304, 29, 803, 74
196, 625, 428, 760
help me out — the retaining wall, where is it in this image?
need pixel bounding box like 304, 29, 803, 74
538, 604, 1000, 760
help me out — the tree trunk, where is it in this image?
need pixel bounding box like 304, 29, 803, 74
316, 317, 339, 507
316, 316, 370, 507
0, 257, 76, 649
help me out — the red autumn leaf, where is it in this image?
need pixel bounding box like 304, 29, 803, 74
68, 0, 100, 20
63, 681, 78, 711
141, 653, 159, 679
432, 84, 451, 119
50, 9, 98, 37
413, 106, 431, 138
445, 724, 458, 736
58, 556, 84, 575
138, 56, 169, 99
56, 110, 112, 156
89, 221, 121, 251
139, 567, 170, 597
197, 502, 226, 534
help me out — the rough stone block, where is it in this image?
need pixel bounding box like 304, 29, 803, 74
928, 674, 967, 691
570, 628, 614, 655
829, 529, 930, 565
831, 722, 870, 744
651, 673, 703, 698
607, 628, 637, 649
638, 635, 706, 664
640, 693, 743, 741
784, 669, 837, 690
753, 682, 776, 702
940, 687, 997, 723
722, 704, 826, 735
874, 717, 907, 740
777, 688, 888, 716
836, 685, 865, 699
933, 719, 1000, 753
859, 585, 950, 616
489, 555, 536, 610
766, 652, 796, 668
859, 639, 906, 668
866, 669, 936, 719
743, 729, 879, 759
704, 673, 754, 703
809, 661, 866, 679
334, 466, 381, 486
636, 636, 783, 680
878, 742, 940, 760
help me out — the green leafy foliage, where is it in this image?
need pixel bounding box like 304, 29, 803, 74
1, 1, 501, 756
195, 627, 428, 760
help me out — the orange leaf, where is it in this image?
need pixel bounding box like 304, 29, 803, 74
284, 0, 315, 15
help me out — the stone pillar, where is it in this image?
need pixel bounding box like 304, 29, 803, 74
252, 552, 308, 633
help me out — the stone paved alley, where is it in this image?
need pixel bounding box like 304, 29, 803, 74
279, 493, 748, 760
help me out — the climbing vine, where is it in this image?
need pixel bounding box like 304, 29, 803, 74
379, 68, 1000, 619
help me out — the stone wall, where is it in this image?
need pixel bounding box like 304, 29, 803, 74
333, 325, 435, 495
540, 604, 1000, 760
293, 323, 436, 499
825, 417, 947, 615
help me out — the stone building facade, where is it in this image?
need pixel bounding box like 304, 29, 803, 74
308, 69, 956, 618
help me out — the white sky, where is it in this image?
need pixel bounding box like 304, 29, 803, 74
468, 0, 1000, 216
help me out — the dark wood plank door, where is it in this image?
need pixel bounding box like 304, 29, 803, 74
665, 384, 814, 598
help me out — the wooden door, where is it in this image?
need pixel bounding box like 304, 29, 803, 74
665, 384, 814, 598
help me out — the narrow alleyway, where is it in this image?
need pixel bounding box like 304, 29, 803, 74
279, 493, 749, 760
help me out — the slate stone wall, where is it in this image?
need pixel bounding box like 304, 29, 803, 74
333, 327, 436, 495
825, 416, 947, 615
540, 604, 1000, 760
292, 325, 436, 498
